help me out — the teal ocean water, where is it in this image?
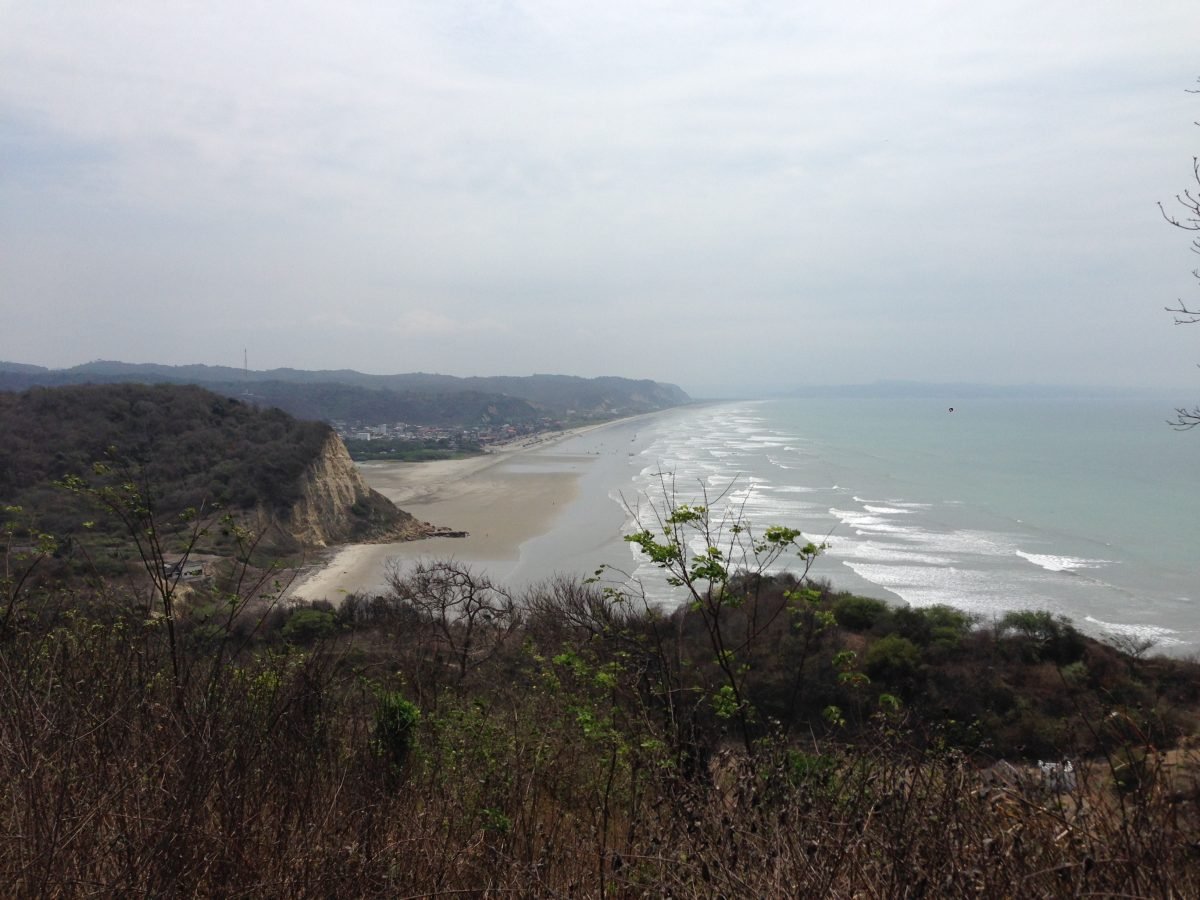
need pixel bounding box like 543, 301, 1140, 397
517, 395, 1199, 654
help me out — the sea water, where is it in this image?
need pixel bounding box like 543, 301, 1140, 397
517, 395, 1199, 654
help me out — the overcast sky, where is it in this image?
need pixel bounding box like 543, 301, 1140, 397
2, 2, 1198, 395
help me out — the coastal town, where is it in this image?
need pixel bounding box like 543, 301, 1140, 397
331, 416, 568, 458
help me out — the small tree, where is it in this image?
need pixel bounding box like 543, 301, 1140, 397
621, 474, 824, 753
282, 606, 337, 644
373, 690, 420, 777
385, 559, 520, 691
833, 594, 889, 632
998, 609, 1085, 663
1, 505, 56, 636
865, 634, 922, 684
58, 453, 285, 713
1159, 76, 1200, 429
59, 460, 206, 708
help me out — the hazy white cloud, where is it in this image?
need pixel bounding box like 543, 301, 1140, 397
2, 1, 1198, 391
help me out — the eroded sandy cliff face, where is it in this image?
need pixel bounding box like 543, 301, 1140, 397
282, 432, 427, 547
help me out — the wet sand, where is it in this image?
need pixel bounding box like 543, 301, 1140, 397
288, 417, 656, 603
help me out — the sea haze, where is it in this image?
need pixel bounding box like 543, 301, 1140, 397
511, 396, 1199, 654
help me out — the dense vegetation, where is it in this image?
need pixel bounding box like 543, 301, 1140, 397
0, 383, 410, 563
2, 487, 1198, 895
227, 381, 545, 427
0, 383, 327, 524
342, 436, 484, 462
0, 361, 692, 426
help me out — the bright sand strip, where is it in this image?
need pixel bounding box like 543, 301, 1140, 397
287, 420, 649, 604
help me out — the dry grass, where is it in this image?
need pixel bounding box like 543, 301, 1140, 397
1, 580, 1198, 898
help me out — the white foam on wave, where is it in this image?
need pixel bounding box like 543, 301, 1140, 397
840, 561, 1035, 613
853, 496, 929, 512
1083, 616, 1184, 645
725, 485, 814, 520
829, 508, 1018, 558
664, 452, 700, 463
829, 508, 923, 539
1016, 550, 1113, 573
701, 474, 769, 496
863, 504, 915, 515
827, 539, 954, 566
832, 508, 916, 532
852, 524, 915, 537
830, 509, 890, 528
930, 529, 1014, 556
633, 465, 681, 487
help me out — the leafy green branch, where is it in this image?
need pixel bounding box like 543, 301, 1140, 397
621, 472, 825, 754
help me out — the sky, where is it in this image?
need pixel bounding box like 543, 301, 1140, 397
1, 1, 1198, 396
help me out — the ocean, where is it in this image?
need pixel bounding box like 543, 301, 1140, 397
510, 395, 1199, 655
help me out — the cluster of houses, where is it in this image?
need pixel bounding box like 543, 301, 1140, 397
331, 417, 564, 449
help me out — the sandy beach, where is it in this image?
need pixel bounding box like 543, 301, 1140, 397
288, 415, 659, 604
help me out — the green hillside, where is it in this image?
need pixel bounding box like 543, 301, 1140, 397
0, 383, 411, 559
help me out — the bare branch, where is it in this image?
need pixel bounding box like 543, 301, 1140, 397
385, 558, 519, 685
1161, 82, 1200, 425
1169, 406, 1200, 430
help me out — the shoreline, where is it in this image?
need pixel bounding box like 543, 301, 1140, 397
287, 411, 667, 604
285, 397, 1200, 656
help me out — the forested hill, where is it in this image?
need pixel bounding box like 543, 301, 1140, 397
0, 362, 691, 425
0, 383, 422, 553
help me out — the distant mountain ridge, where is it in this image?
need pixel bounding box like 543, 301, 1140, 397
0, 361, 692, 426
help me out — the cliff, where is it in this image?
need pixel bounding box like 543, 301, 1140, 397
281, 431, 428, 547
